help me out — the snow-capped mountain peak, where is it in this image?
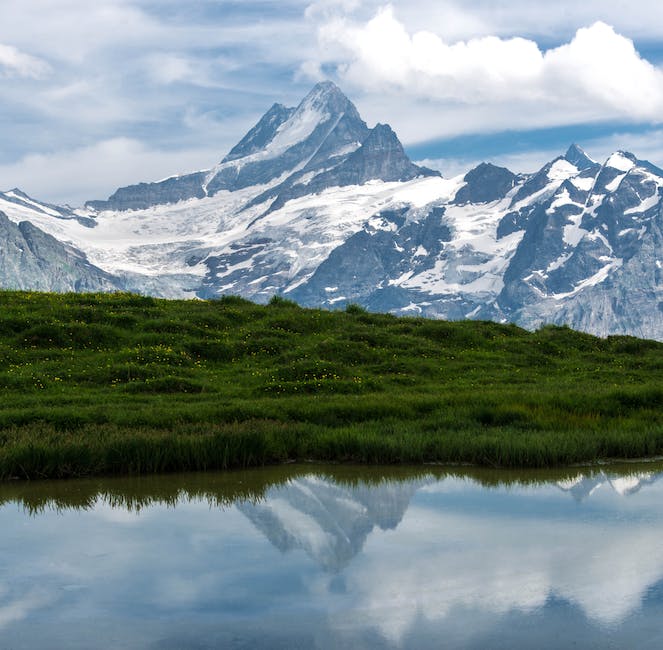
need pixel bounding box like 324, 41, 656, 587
564, 143, 597, 170
2, 82, 663, 340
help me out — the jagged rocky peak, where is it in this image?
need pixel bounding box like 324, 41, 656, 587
341, 123, 439, 183
253, 117, 435, 214
202, 81, 372, 197
453, 162, 518, 204
599, 150, 663, 181
222, 102, 295, 163
293, 81, 368, 130
564, 144, 597, 170
509, 149, 587, 206
299, 80, 357, 116
86, 81, 370, 211
253, 80, 366, 159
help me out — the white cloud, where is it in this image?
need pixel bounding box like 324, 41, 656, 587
333, 477, 663, 643
0, 138, 224, 206
313, 0, 663, 43
307, 7, 663, 136
0, 1, 162, 65
148, 54, 198, 85
0, 43, 50, 78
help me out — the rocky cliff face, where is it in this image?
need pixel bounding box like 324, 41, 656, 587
0, 210, 120, 292
2, 83, 663, 340
497, 151, 663, 339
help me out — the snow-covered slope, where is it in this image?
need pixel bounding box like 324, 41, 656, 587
1, 83, 663, 339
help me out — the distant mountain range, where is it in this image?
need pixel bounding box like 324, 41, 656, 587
1, 81, 662, 339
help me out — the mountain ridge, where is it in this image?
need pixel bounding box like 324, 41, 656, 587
1, 82, 663, 340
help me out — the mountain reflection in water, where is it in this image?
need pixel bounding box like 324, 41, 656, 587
1, 463, 663, 650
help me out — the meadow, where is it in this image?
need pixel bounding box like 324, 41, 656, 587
1, 290, 662, 479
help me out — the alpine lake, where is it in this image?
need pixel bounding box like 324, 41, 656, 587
2, 462, 663, 649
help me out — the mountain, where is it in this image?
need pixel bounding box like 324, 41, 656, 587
1, 83, 663, 340
556, 470, 661, 501
238, 475, 432, 571
85, 81, 417, 212
0, 208, 119, 293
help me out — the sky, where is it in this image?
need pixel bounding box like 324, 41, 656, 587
2, 0, 663, 205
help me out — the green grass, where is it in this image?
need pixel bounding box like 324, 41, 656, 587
1, 289, 663, 479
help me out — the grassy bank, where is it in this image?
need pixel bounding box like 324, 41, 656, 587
1, 290, 662, 479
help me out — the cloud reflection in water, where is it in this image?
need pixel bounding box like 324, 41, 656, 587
0, 466, 662, 649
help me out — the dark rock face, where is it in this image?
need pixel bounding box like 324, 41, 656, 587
496, 207, 535, 239
0, 211, 119, 292
86, 172, 208, 212
289, 205, 452, 308
564, 144, 596, 170
453, 163, 518, 204
496, 152, 663, 339
222, 103, 295, 163
333, 123, 434, 184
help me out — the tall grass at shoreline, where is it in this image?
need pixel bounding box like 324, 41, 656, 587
1, 290, 662, 479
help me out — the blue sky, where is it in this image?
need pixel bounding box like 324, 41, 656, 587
2, 0, 663, 204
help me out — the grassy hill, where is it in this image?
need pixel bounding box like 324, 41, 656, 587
1, 290, 662, 479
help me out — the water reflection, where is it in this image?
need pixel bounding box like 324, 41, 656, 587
556, 469, 661, 500
1, 463, 663, 649
238, 474, 432, 571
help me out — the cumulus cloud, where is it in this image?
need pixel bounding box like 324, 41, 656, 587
307, 0, 663, 43
328, 475, 663, 643
308, 7, 663, 131
0, 43, 50, 78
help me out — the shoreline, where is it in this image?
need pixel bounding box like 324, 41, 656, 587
1, 290, 663, 481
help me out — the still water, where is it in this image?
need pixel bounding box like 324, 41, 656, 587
1, 463, 663, 649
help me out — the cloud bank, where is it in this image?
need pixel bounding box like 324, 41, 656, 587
2, 1, 663, 203
306, 7, 663, 139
